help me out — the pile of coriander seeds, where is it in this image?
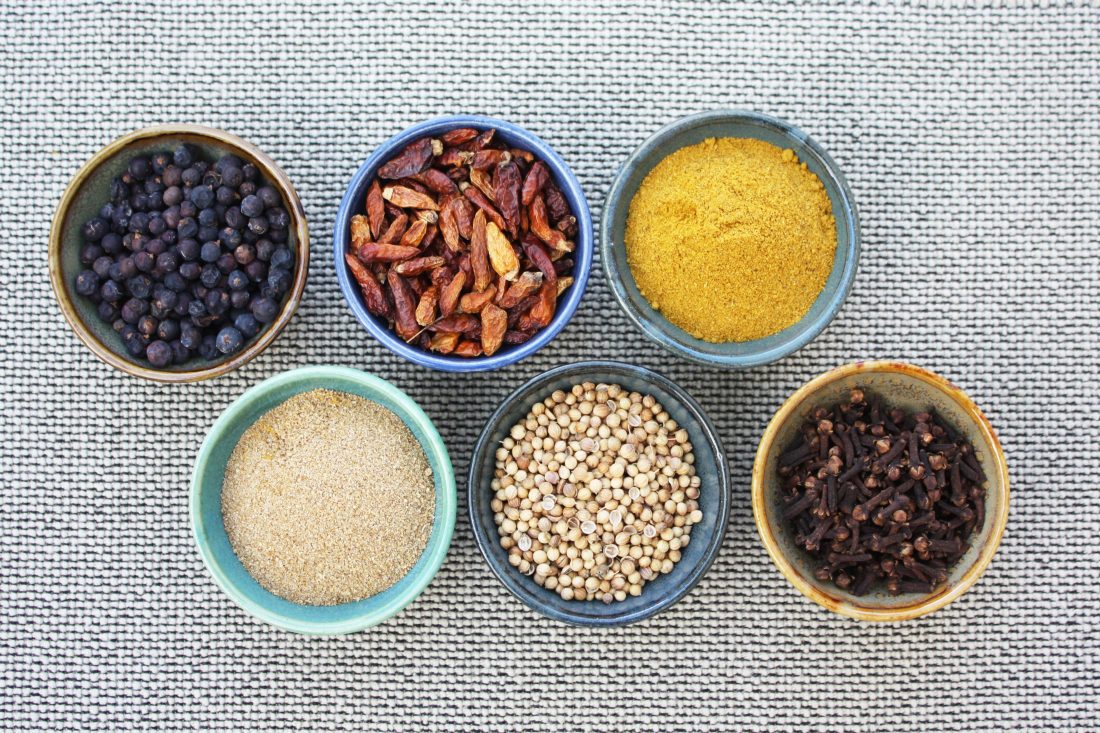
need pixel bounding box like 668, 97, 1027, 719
491, 381, 702, 604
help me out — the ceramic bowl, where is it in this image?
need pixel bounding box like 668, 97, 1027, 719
752, 361, 1009, 621
600, 110, 860, 368
334, 115, 593, 372
468, 360, 730, 626
49, 124, 309, 382
190, 366, 456, 634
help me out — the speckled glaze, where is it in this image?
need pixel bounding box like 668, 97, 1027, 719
190, 366, 456, 635
467, 360, 731, 626
752, 361, 1010, 621
333, 115, 593, 372
600, 110, 860, 368
48, 124, 309, 383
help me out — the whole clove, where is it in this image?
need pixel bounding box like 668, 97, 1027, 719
778, 388, 987, 596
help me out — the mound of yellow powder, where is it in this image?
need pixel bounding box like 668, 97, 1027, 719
625, 137, 837, 343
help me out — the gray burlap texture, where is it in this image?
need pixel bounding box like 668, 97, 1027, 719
1, 1, 1098, 731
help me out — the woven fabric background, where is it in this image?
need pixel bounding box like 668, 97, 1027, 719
2, 1, 1098, 730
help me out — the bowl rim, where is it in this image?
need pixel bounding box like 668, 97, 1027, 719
751, 360, 1010, 621
599, 109, 861, 369
189, 365, 457, 634
333, 114, 593, 373
467, 359, 731, 626
48, 123, 310, 383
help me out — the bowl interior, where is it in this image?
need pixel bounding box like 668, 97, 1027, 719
334, 115, 593, 372
53, 127, 307, 378
468, 361, 730, 625
755, 364, 1008, 618
191, 366, 456, 634
602, 111, 859, 367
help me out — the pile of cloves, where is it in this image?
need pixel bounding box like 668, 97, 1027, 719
778, 387, 987, 596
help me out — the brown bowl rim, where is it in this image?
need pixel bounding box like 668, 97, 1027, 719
48, 124, 309, 383
751, 360, 1010, 621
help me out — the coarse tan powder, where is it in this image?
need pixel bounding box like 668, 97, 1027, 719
625, 137, 837, 343
221, 388, 435, 606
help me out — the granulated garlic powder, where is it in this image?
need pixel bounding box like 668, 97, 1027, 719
221, 388, 435, 606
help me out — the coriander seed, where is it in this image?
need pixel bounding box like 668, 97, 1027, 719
491, 382, 702, 604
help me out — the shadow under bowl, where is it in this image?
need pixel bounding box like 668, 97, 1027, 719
190, 365, 456, 634
600, 110, 860, 368
468, 360, 730, 626
752, 360, 1009, 621
49, 124, 309, 382
333, 114, 593, 372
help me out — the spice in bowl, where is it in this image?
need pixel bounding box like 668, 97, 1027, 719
778, 388, 987, 596
221, 389, 435, 605
625, 137, 836, 342
72, 146, 296, 367
345, 128, 578, 357
491, 382, 701, 604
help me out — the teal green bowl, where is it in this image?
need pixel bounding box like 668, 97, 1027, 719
190, 366, 456, 634
601, 110, 860, 368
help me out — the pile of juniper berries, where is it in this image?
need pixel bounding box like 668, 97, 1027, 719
73, 145, 295, 368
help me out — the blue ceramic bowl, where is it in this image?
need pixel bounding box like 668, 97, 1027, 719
600, 110, 860, 368
334, 115, 593, 372
468, 360, 731, 626
190, 366, 456, 634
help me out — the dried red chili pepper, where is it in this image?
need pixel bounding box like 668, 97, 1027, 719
345, 253, 391, 318
351, 215, 372, 247
429, 331, 460, 354
440, 128, 479, 146
365, 181, 385, 238
383, 185, 439, 211
398, 219, 429, 248
466, 129, 495, 151
459, 285, 497, 314
528, 194, 570, 251
453, 197, 474, 240
393, 256, 446, 277
544, 180, 570, 222
378, 138, 437, 179
358, 242, 421, 262
555, 215, 578, 238
417, 168, 458, 195
415, 285, 438, 326
494, 160, 522, 235
438, 147, 473, 168
480, 303, 507, 356
432, 313, 479, 334
378, 214, 408, 244
468, 167, 496, 202
521, 234, 557, 284
517, 280, 556, 330
452, 339, 483, 357
438, 198, 462, 253
386, 270, 420, 341
439, 270, 466, 317
499, 270, 543, 308
521, 161, 550, 206
471, 149, 511, 171
460, 182, 507, 232
469, 210, 493, 292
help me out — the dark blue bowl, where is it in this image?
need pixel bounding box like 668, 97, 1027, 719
334, 115, 593, 372
468, 360, 731, 626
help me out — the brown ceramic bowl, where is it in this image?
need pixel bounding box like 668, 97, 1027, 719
49, 124, 309, 382
752, 361, 1009, 621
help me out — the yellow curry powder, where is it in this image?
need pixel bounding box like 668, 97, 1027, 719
625, 137, 836, 342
